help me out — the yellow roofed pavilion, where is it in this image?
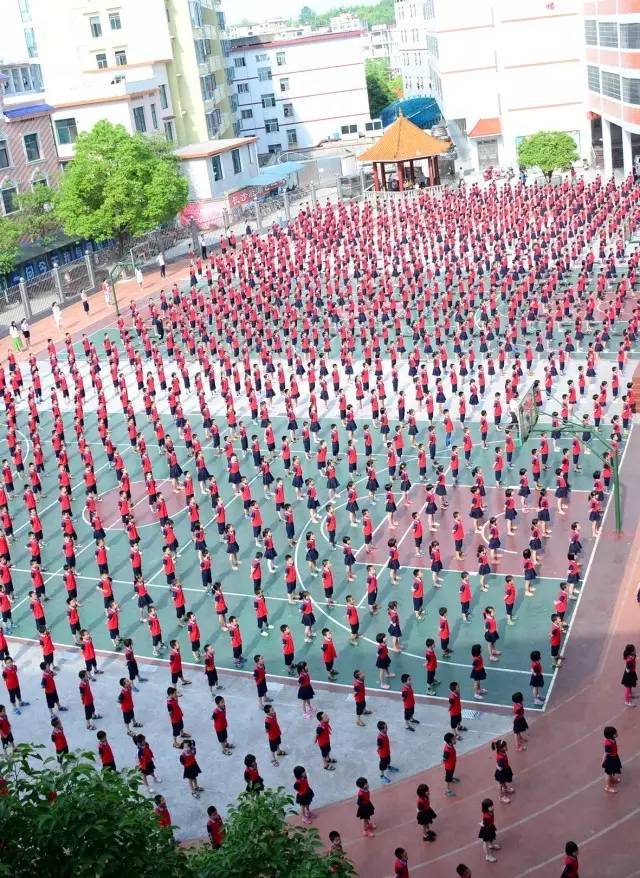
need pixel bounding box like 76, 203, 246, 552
358, 111, 451, 191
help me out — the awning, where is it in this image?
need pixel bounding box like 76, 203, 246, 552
241, 161, 304, 187
3, 102, 54, 120
468, 117, 502, 139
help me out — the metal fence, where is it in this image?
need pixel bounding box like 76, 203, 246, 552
0, 226, 188, 333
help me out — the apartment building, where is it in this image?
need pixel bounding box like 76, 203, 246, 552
584, 0, 640, 175
394, 0, 431, 97
0, 0, 231, 160
393, 0, 589, 172
0, 75, 60, 217
230, 30, 370, 158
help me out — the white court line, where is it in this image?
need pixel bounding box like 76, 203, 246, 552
542, 422, 634, 710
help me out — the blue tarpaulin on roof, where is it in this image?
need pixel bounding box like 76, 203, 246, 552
241, 160, 304, 188
3, 102, 53, 120
379, 97, 442, 131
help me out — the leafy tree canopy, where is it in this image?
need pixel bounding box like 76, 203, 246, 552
517, 131, 579, 180
0, 745, 187, 878
295, 0, 394, 27
0, 218, 20, 277
54, 121, 188, 247
15, 185, 63, 246
366, 58, 398, 118
187, 788, 355, 878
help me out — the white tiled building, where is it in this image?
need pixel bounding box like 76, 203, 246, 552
393, 0, 590, 173
230, 30, 370, 158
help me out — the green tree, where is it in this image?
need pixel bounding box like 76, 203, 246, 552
366, 58, 396, 118
15, 185, 63, 246
0, 217, 20, 277
299, 5, 316, 23
517, 131, 579, 181
188, 788, 355, 878
0, 745, 187, 878
54, 121, 188, 251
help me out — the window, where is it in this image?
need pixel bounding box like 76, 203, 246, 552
159, 83, 168, 110
276, 51, 286, 66
237, 82, 249, 93
109, 11, 122, 30
55, 117, 78, 145
133, 106, 146, 133
584, 19, 597, 45
268, 144, 282, 155
229, 93, 238, 112
258, 67, 272, 81
241, 109, 253, 119
365, 119, 382, 131
23, 132, 40, 161
601, 70, 621, 100
89, 15, 102, 38
115, 49, 127, 66
164, 120, 174, 142
206, 109, 221, 137
255, 53, 268, 62
279, 77, 289, 92
226, 66, 235, 84
211, 154, 223, 181
234, 57, 246, 68
620, 23, 640, 49
623, 77, 640, 105
200, 73, 217, 101
1, 185, 18, 215
150, 103, 158, 129
587, 65, 600, 93
340, 124, 357, 135
231, 148, 242, 173
194, 38, 212, 63
261, 93, 275, 108
24, 27, 37, 58
423, 0, 435, 18
189, 0, 203, 27
96, 52, 108, 68
598, 21, 618, 48
0, 139, 10, 169
265, 118, 279, 133
18, 0, 31, 22
286, 128, 298, 147
1, 63, 43, 94
32, 173, 47, 188
217, 11, 226, 30
283, 102, 293, 118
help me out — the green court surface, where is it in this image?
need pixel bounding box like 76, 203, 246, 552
5, 371, 627, 712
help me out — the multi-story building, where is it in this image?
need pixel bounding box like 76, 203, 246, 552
394, 0, 590, 172
366, 24, 400, 71
584, 0, 640, 175
0, 0, 231, 158
230, 30, 370, 159
394, 0, 430, 97
164, 0, 233, 144
0, 73, 60, 217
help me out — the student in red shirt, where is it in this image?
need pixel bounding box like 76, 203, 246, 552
400, 673, 419, 730
212, 695, 233, 756
78, 670, 101, 730
264, 703, 287, 766
206, 805, 225, 848
320, 628, 338, 680
478, 797, 499, 862
154, 794, 172, 828
561, 841, 579, 878
443, 732, 459, 796
51, 717, 69, 764
0, 704, 15, 752
253, 654, 272, 709
118, 678, 142, 736
415, 783, 437, 842
96, 730, 116, 771
293, 764, 315, 825
355, 776, 376, 837
314, 711, 336, 770
134, 734, 161, 788
376, 720, 399, 783
388, 848, 408, 878
280, 624, 296, 675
